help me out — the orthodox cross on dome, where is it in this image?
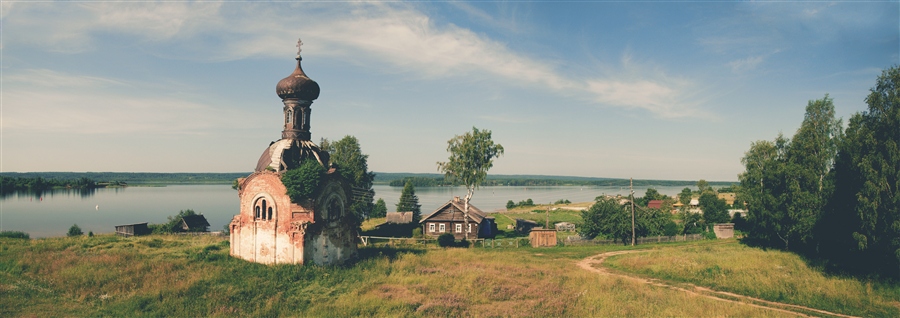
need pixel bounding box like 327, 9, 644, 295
296, 38, 303, 56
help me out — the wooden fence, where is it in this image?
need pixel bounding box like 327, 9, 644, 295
563, 234, 704, 246
358, 233, 705, 248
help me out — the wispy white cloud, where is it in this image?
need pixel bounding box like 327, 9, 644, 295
3, 1, 703, 118
3, 69, 261, 135
727, 55, 764, 73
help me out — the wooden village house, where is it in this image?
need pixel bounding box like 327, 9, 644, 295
420, 197, 496, 240
229, 40, 357, 266
115, 223, 151, 237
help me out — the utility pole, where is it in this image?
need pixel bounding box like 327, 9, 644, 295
630, 177, 635, 246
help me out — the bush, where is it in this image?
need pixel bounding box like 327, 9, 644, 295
703, 230, 717, 240
0, 231, 30, 239
411, 228, 423, 238
67, 224, 83, 237
281, 159, 325, 203
437, 233, 455, 247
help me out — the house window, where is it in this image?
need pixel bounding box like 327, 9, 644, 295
429, 223, 435, 232
467, 224, 472, 233
439, 224, 446, 232
455, 224, 462, 233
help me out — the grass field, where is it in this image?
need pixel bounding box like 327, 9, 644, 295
2, 235, 894, 317
604, 242, 900, 317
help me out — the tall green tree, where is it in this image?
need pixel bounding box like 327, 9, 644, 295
821, 66, 900, 277
437, 127, 504, 239
371, 198, 387, 219
697, 179, 710, 193
740, 95, 841, 251
396, 181, 422, 223
678, 187, 693, 206
321, 136, 376, 221
785, 95, 842, 248
699, 192, 730, 224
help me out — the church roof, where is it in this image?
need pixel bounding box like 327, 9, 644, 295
255, 139, 329, 173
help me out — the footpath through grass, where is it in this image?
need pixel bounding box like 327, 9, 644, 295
604, 240, 900, 317
0, 235, 788, 317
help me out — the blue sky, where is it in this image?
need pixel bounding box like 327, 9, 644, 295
1, 1, 897, 181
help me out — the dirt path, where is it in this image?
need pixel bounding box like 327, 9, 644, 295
577, 250, 860, 318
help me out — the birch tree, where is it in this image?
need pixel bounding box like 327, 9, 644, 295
437, 127, 504, 239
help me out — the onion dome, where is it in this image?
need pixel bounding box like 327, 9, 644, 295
276, 56, 320, 101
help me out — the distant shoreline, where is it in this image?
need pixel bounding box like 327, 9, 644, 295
0, 172, 737, 187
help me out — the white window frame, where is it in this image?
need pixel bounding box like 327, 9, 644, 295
439, 224, 446, 233
467, 224, 472, 233
455, 224, 462, 233
429, 223, 435, 232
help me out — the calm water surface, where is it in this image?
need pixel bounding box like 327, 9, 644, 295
1, 184, 688, 238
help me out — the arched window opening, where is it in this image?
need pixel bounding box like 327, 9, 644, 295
253, 196, 276, 222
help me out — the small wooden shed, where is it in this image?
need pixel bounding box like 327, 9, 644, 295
115, 223, 151, 237
529, 229, 557, 247
180, 215, 210, 232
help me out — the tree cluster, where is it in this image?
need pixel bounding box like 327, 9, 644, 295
1, 176, 100, 194
580, 196, 674, 245
505, 198, 534, 209
740, 67, 900, 278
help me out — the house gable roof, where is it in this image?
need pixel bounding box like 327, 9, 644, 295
419, 199, 487, 224
181, 215, 210, 228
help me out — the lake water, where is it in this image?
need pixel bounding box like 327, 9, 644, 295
0, 184, 689, 238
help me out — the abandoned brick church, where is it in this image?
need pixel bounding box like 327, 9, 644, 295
229, 40, 357, 265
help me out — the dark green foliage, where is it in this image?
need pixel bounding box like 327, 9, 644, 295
741, 95, 841, 251
818, 66, 900, 277
680, 211, 704, 235
437, 233, 455, 247
396, 181, 422, 223
371, 198, 388, 219
699, 192, 730, 224
67, 224, 83, 237
679, 187, 693, 205
88, 231, 94, 237
322, 136, 376, 221
663, 220, 679, 237
506, 198, 535, 209
580, 197, 632, 243
281, 159, 325, 203
0, 231, 30, 239
553, 199, 572, 205
635, 188, 667, 207
731, 212, 749, 232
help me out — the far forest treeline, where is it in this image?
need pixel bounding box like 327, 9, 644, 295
385, 175, 736, 187
0, 176, 115, 193
0, 172, 247, 185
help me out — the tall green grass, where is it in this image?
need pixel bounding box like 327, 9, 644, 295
605, 241, 900, 317
0, 235, 812, 317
